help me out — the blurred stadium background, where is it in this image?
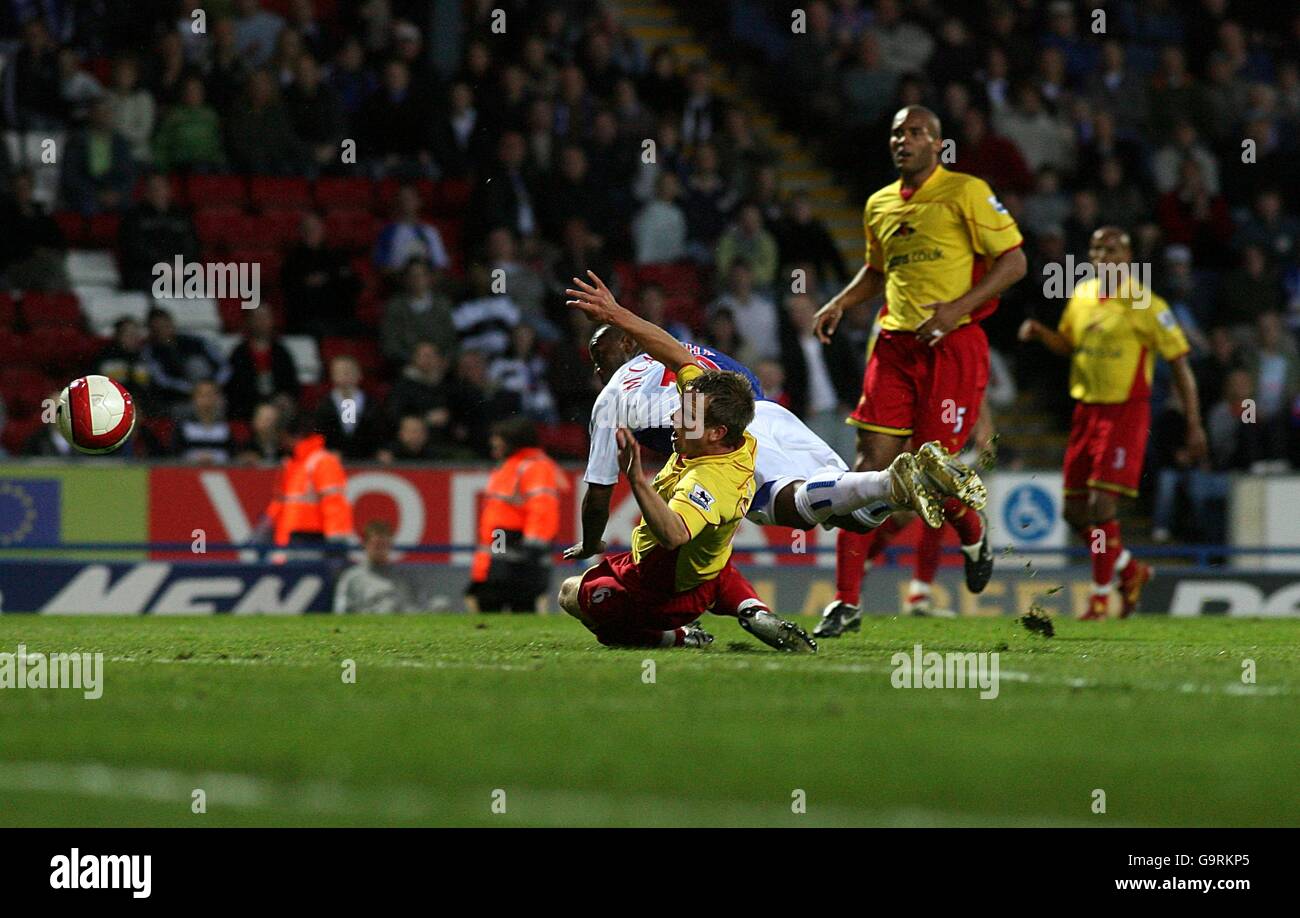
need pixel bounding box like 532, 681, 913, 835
1, 0, 1299, 617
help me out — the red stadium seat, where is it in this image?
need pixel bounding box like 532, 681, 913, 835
0, 367, 58, 416
429, 179, 471, 216
22, 291, 83, 328
538, 422, 589, 459
188, 174, 248, 210
86, 212, 122, 246
195, 208, 255, 248
0, 331, 30, 365
53, 211, 86, 246
376, 177, 435, 213
0, 292, 17, 327
324, 208, 381, 250
217, 297, 247, 331
2, 415, 45, 455
250, 176, 312, 210
258, 208, 307, 247
227, 248, 284, 292
613, 261, 639, 299
315, 177, 375, 210
26, 326, 104, 373
319, 337, 383, 377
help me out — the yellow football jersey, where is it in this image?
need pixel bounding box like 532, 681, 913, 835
864, 165, 1024, 332
630, 364, 756, 592
1058, 278, 1190, 404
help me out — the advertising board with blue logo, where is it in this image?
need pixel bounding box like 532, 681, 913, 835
985, 472, 1067, 568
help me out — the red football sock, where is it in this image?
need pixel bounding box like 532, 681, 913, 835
866, 515, 908, 560
1090, 519, 1122, 588
916, 523, 942, 584
942, 497, 983, 545
835, 528, 874, 605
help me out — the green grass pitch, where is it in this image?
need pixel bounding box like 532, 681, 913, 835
0, 613, 1296, 827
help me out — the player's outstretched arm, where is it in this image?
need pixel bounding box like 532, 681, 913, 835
564, 482, 612, 559
1018, 318, 1074, 357
617, 428, 690, 549
566, 271, 695, 371
814, 265, 885, 343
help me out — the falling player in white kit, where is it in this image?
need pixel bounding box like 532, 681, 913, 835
562, 271, 987, 561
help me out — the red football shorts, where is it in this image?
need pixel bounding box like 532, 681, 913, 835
847, 323, 989, 453
576, 550, 761, 647
1062, 400, 1151, 499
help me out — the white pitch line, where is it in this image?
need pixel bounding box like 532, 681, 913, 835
0, 760, 1091, 827
100, 653, 1297, 697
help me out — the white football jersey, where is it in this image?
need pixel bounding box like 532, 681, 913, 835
585, 353, 680, 486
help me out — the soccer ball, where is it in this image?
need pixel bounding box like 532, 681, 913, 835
56, 375, 136, 454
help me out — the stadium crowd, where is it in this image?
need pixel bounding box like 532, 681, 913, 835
0, 1, 1297, 539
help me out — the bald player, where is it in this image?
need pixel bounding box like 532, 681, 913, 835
812, 104, 1028, 635
1019, 226, 1206, 619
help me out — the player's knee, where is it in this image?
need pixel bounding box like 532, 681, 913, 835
1087, 493, 1117, 524
558, 576, 582, 616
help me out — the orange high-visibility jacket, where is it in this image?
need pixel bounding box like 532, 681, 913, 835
266, 434, 354, 546
471, 446, 565, 582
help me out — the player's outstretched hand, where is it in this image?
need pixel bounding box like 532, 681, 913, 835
563, 540, 607, 561
566, 270, 623, 325
812, 300, 844, 343
615, 427, 642, 479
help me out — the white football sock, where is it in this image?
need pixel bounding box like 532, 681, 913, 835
1115, 549, 1132, 578
793, 469, 893, 525
907, 579, 932, 598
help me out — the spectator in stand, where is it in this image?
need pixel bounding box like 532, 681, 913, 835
144, 306, 232, 412
1020, 167, 1072, 239
0, 170, 69, 290
312, 354, 388, 461
872, 0, 934, 74
329, 35, 378, 120
1247, 312, 1300, 463
57, 46, 103, 123
105, 55, 156, 165
699, 307, 758, 371
334, 519, 423, 614
362, 59, 435, 179
639, 45, 685, 115
632, 172, 688, 265
283, 53, 346, 175
841, 31, 898, 133
1085, 39, 1148, 135
225, 306, 300, 421
118, 173, 200, 292
172, 380, 235, 464
387, 341, 454, 450
612, 76, 653, 142
754, 359, 790, 409
470, 130, 540, 247
716, 202, 780, 290
544, 144, 607, 244
681, 61, 726, 145
681, 142, 737, 261
710, 260, 779, 361
145, 29, 188, 109
231, 0, 285, 68
1220, 246, 1284, 328
225, 69, 307, 175
95, 317, 155, 412
552, 63, 595, 144
995, 81, 1074, 174
1153, 120, 1220, 196
1076, 109, 1144, 188
24, 391, 78, 458
635, 282, 691, 342
1147, 45, 1200, 138
955, 106, 1033, 195
779, 293, 844, 451
377, 415, 440, 464
1, 18, 62, 131
449, 349, 523, 458
713, 109, 772, 202
1234, 189, 1300, 267
548, 217, 616, 318
380, 257, 457, 367
281, 211, 361, 337
151, 75, 226, 172
775, 194, 848, 288
490, 324, 559, 423
1094, 158, 1148, 232
485, 226, 553, 338
632, 116, 684, 204
236, 401, 288, 465
373, 183, 451, 277
60, 99, 135, 215
454, 263, 522, 360
1206, 368, 1266, 472
431, 81, 491, 178
201, 16, 251, 114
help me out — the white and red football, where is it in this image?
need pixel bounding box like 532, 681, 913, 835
56, 375, 136, 454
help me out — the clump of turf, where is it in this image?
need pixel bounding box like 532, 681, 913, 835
1019, 607, 1056, 638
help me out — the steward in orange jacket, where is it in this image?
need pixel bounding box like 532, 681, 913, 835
468, 417, 566, 612
265, 432, 355, 549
